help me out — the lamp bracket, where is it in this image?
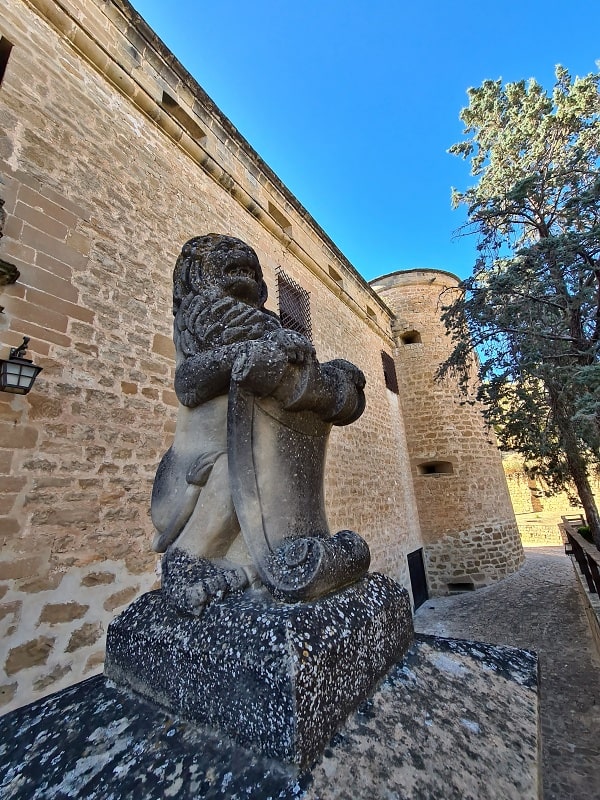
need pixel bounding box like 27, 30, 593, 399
10, 336, 30, 360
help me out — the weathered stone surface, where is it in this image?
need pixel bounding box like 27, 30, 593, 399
0, 635, 539, 799
5, 637, 54, 675
152, 332, 174, 358
0, 556, 41, 580
415, 548, 600, 800
65, 622, 103, 652
84, 651, 105, 673
105, 573, 413, 766
306, 635, 539, 799
503, 451, 600, 545
18, 573, 63, 593
38, 602, 88, 624
103, 586, 138, 611
0, 683, 17, 706
33, 664, 71, 691
0, 422, 38, 449
26, 396, 63, 421
0, 601, 21, 622
371, 271, 524, 594
152, 234, 369, 610
80, 571, 115, 587
124, 553, 156, 575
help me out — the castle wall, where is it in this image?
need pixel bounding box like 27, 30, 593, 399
370, 270, 524, 593
502, 452, 600, 547
0, 0, 422, 711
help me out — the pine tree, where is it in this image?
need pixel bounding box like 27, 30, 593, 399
439, 65, 600, 548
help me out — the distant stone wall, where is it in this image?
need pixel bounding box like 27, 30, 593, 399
370, 271, 524, 593
518, 523, 564, 547
0, 0, 422, 711
503, 453, 597, 546
503, 466, 536, 516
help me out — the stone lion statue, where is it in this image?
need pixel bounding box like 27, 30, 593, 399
151, 234, 370, 613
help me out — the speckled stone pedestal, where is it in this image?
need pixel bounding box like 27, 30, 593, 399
0, 634, 540, 800
104, 572, 413, 766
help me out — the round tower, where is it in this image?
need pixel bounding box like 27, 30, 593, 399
370, 269, 524, 594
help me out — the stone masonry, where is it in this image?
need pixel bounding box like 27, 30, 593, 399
0, 0, 420, 711
370, 270, 524, 593
502, 451, 600, 546
0, 0, 520, 712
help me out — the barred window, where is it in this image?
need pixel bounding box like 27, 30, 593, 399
381, 351, 399, 394
277, 268, 312, 341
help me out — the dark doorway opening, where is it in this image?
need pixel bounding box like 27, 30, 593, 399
0, 38, 14, 88
407, 548, 429, 610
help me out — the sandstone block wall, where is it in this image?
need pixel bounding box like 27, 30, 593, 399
0, 0, 423, 711
502, 452, 598, 547
370, 270, 524, 593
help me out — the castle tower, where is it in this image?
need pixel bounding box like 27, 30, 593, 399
370, 270, 524, 594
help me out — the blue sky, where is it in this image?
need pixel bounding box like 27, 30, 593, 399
131, 0, 599, 282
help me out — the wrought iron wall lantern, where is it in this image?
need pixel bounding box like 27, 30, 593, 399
0, 336, 43, 394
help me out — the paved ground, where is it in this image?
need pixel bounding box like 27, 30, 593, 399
414, 547, 600, 800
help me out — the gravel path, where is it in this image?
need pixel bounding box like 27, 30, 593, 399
414, 547, 600, 800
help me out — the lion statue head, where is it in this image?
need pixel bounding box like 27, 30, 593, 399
172, 234, 279, 358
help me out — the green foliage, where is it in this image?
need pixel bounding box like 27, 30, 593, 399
578, 525, 593, 543
440, 65, 600, 543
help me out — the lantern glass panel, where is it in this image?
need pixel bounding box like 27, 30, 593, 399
0, 358, 42, 394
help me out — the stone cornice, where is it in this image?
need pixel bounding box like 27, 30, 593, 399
22, 0, 394, 340
370, 269, 460, 290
